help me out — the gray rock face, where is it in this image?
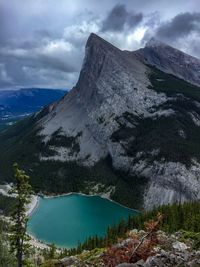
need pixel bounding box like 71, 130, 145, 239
135, 38, 200, 87
37, 33, 200, 209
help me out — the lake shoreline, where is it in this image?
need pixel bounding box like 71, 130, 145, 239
26, 195, 40, 217
27, 192, 139, 249
1, 187, 138, 250
41, 192, 139, 213
28, 233, 49, 250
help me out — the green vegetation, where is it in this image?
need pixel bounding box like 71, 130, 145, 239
0, 117, 19, 132
0, 199, 199, 266
148, 65, 200, 102
0, 112, 147, 208
180, 231, 200, 249
136, 201, 200, 233
77, 247, 105, 265
146, 67, 200, 165
0, 220, 16, 267
128, 109, 200, 166
9, 164, 33, 267
111, 67, 200, 167
64, 201, 200, 256
43, 128, 81, 156
0, 195, 16, 216
111, 108, 200, 167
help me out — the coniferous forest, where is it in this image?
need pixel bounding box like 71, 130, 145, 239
65, 201, 200, 256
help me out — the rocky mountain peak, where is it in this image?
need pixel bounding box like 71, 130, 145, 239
76, 33, 130, 104
86, 33, 121, 53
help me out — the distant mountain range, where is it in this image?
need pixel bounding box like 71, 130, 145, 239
0, 34, 200, 210
0, 88, 66, 130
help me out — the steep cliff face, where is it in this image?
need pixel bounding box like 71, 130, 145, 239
0, 34, 200, 209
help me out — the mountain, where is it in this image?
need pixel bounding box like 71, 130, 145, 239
135, 38, 200, 87
0, 88, 66, 109
0, 33, 200, 210
0, 88, 66, 130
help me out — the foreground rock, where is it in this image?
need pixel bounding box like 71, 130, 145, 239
50, 230, 200, 267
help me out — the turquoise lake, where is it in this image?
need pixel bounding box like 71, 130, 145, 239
27, 194, 138, 248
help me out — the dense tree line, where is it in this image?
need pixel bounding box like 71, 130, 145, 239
0, 195, 16, 216
64, 201, 200, 256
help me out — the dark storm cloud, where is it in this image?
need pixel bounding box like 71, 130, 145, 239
0, 46, 75, 73
101, 4, 143, 32
0, 53, 79, 89
0, 39, 82, 89
156, 12, 200, 40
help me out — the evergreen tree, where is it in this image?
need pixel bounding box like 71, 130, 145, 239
48, 244, 56, 259
9, 163, 33, 267
0, 220, 16, 267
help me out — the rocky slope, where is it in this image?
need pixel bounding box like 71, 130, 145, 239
135, 38, 200, 87
41, 230, 200, 267
0, 33, 200, 209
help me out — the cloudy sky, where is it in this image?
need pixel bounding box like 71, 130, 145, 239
0, 0, 200, 90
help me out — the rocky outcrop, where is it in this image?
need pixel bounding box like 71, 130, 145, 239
55, 231, 200, 267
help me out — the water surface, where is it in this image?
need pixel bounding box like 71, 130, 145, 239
28, 194, 138, 248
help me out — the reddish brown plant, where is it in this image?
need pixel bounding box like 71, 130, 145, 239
102, 213, 163, 267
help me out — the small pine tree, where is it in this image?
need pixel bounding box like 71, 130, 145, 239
9, 163, 33, 267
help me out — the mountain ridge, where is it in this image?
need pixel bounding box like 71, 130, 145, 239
135, 37, 200, 87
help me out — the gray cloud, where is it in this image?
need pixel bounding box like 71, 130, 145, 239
156, 12, 200, 41
191, 38, 200, 57
101, 4, 143, 32
0, 0, 199, 89
0, 40, 82, 89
